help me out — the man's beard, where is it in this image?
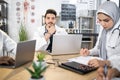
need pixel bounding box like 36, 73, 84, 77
46, 22, 55, 26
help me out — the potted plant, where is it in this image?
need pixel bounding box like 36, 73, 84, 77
19, 23, 28, 41
36, 52, 46, 67
26, 61, 48, 80
37, 52, 45, 62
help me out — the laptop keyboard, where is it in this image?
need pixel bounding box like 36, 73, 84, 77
59, 61, 97, 74
0, 63, 14, 66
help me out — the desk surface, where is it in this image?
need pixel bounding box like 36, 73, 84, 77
0, 54, 97, 80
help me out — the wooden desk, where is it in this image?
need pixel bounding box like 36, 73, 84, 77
0, 54, 97, 80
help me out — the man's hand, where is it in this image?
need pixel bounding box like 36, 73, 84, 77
45, 23, 56, 41
0, 56, 15, 65
46, 23, 56, 35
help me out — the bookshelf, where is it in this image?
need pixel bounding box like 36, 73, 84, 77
78, 16, 95, 49
0, 0, 8, 34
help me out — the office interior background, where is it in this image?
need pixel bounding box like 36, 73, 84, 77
0, 0, 119, 44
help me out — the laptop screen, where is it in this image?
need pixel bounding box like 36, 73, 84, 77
51, 34, 82, 55
0, 40, 36, 68
15, 40, 36, 67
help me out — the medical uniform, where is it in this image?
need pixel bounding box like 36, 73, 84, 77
0, 30, 16, 57
33, 25, 67, 51
90, 1, 120, 73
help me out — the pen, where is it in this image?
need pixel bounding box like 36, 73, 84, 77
46, 61, 55, 64
104, 64, 108, 77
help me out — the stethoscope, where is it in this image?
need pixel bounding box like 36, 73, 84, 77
107, 24, 120, 49
111, 24, 120, 36
98, 24, 120, 50
98, 24, 120, 59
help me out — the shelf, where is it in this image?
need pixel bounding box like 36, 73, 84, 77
82, 41, 92, 43
78, 16, 94, 33
78, 16, 95, 49
81, 29, 94, 30
0, 1, 8, 34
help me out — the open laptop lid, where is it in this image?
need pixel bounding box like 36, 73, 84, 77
0, 40, 36, 68
14, 40, 36, 68
50, 34, 82, 55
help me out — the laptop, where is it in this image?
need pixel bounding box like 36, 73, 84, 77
0, 40, 36, 68
50, 34, 82, 55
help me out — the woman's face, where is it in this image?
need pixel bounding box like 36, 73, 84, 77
97, 13, 114, 30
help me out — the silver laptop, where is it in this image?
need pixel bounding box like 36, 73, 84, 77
0, 40, 36, 68
50, 34, 82, 55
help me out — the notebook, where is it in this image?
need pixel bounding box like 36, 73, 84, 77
50, 34, 82, 55
0, 40, 36, 68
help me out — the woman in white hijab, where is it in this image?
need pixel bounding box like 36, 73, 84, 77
80, 1, 120, 80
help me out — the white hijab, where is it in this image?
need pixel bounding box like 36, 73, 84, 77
97, 1, 120, 58
97, 1, 120, 24
98, 1, 120, 48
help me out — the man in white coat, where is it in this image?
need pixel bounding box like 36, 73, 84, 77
80, 1, 120, 80
0, 29, 16, 65
33, 9, 67, 52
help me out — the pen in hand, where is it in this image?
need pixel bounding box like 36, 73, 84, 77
83, 48, 89, 56
104, 64, 108, 77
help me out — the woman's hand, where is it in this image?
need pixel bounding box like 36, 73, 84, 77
107, 68, 120, 80
88, 59, 105, 68
96, 67, 105, 80
96, 67, 120, 80
80, 48, 90, 56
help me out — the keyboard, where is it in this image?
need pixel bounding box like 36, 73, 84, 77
59, 61, 97, 74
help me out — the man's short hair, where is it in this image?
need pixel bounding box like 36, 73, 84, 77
45, 9, 57, 17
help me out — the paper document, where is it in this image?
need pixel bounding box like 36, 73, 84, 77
111, 78, 120, 80
94, 78, 120, 80
68, 56, 103, 65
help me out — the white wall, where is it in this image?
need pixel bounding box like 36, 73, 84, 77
7, 0, 62, 42
111, 0, 119, 6
6, 0, 116, 42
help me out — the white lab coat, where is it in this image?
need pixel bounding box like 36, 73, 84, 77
0, 30, 17, 57
90, 19, 120, 71
33, 25, 67, 51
